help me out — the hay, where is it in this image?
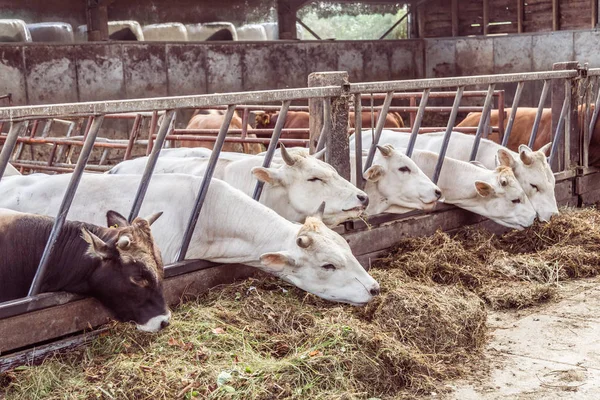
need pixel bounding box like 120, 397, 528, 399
2, 272, 487, 399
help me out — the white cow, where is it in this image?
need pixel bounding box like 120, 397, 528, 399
142, 23, 188, 41
109, 146, 369, 227
0, 173, 379, 306
3, 163, 21, 177
352, 130, 558, 222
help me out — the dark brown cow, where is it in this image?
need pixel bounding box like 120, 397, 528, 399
254, 110, 404, 139
183, 110, 264, 154
0, 209, 170, 332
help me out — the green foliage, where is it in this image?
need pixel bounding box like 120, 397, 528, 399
299, 3, 408, 40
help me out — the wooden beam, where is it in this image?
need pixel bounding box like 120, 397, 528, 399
517, 0, 524, 33
451, 0, 459, 37
85, 0, 109, 41
483, 0, 489, 35
552, 0, 559, 31
593, 0, 598, 28
277, 0, 301, 39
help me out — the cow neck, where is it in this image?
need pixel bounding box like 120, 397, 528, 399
363, 181, 391, 215
41, 222, 115, 295
427, 156, 490, 204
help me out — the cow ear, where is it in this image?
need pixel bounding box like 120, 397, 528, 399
538, 142, 552, 157
252, 166, 282, 185
363, 165, 385, 182
106, 210, 129, 229
259, 252, 294, 272
474, 181, 495, 197
81, 228, 112, 259
518, 145, 535, 166
497, 149, 515, 168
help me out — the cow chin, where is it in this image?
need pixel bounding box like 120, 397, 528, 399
136, 311, 172, 333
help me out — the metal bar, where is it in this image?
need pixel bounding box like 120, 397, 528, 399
378, 10, 410, 39
432, 86, 465, 184
589, 78, 600, 146
406, 88, 431, 158
56, 120, 76, 163
354, 94, 364, 189
363, 91, 394, 172
348, 70, 577, 94
27, 115, 105, 297
497, 90, 505, 141
0, 121, 27, 180
176, 105, 236, 262
128, 110, 176, 222
253, 100, 291, 201
528, 79, 551, 148
124, 114, 142, 160
146, 111, 158, 156
296, 18, 322, 40
469, 84, 496, 160
502, 81, 525, 147
549, 92, 569, 165
316, 98, 331, 153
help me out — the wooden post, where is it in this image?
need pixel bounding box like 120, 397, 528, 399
308, 72, 351, 180
277, 0, 300, 40
517, 0, 524, 33
552, 0, 559, 31
551, 62, 580, 170
86, 0, 109, 41
593, 0, 598, 28
417, 4, 425, 38
451, 0, 459, 36
483, 0, 489, 35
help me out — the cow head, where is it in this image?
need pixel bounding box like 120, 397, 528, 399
81, 210, 170, 332
363, 144, 442, 214
496, 143, 558, 222
251, 145, 368, 226
469, 166, 537, 230
254, 111, 274, 128
259, 202, 379, 305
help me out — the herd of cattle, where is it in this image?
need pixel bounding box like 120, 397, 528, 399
0, 101, 558, 335
0, 19, 304, 43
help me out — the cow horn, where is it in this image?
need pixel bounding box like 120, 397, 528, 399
144, 211, 163, 226
314, 201, 326, 220
313, 147, 326, 160
296, 235, 312, 249
117, 235, 131, 249
280, 144, 296, 166
376, 144, 394, 157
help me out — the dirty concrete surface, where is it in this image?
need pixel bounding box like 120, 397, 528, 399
450, 278, 600, 399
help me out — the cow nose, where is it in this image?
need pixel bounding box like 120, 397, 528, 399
435, 189, 442, 198
357, 194, 369, 206
369, 285, 380, 296
160, 320, 170, 330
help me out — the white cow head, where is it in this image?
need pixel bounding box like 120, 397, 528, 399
497, 143, 558, 222
471, 166, 537, 230
259, 203, 380, 306
363, 144, 442, 214
251, 145, 369, 226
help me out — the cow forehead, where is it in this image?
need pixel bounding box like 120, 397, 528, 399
114, 225, 164, 280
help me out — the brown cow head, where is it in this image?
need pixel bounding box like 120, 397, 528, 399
82, 210, 170, 332
255, 111, 275, 129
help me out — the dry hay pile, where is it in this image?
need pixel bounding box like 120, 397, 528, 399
378, 207, 600, 309
2, 207, 599, 399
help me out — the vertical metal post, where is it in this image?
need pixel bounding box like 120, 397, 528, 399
316, 98, 331, 153
549, 92, 569, 166
128, 110, 175, 222
589, 77, 600, 146
354, 93, 364, 189
176, 105, 236, 262
528, 79, 550, 148
124, 114, 142, 160
502, 81, 525, 147
406, 88, 430, 158
253, 100, 291, 201
469, 84, 496, 160
0, 121, 27, 181
363, 91, 394, 171
432, 86, 465, 184
28, 115, 105, 296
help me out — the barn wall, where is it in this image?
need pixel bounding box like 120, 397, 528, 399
0, 40, 424, 106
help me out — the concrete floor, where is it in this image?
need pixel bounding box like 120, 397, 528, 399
450, 279, 600, 399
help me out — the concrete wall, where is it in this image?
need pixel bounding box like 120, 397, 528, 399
0, 40, 424, 106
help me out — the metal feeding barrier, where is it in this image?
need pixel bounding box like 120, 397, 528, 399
0, 62, 594, 359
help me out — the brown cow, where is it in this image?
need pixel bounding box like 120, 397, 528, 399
254, 110, 404, 139
182, 110, 264, 154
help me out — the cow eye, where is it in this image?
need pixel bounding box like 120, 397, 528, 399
530, 184, 539, 191
321, 264, 336, 271
512, 199, 521, 204
398, 166, 411, 173
308, 177, 323, 182
130, 275, 149, 287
